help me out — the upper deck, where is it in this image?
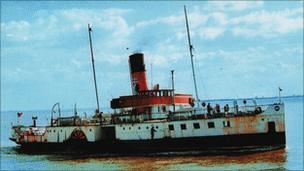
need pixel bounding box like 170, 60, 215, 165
111, 89, 193, 109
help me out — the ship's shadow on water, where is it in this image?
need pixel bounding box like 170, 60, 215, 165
1, 146, 287, 170
6, 145, 285, 159
51, 150, 286, 170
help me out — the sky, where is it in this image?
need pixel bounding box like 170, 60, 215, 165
1, 1, 303, 111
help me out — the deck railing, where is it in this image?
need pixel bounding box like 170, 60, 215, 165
110, 104, 273, 124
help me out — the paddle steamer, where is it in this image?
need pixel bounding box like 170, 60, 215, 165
10, 6, 285, 153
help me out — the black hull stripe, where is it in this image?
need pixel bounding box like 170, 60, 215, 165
16, 132, 286, 154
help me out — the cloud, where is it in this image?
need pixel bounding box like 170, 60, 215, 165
198, 27, 225, 40
134, 4, 302, 40
1, 21, 30, 41
195, 46, 303, 76
144, 38, 188, 67
205, 1, 264, 11
1, 3, 303, 111
135, 14, 184, 28
1, 7, 135, 66
230, 8, 303, 37
192, 45, 303, 98
1, 8, 133, 44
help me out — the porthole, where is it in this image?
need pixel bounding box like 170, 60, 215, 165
138, 127, 141, 130
129, 127, 131, 130
274, 106, 280, 111
156, 126, 158, 129
53, 130, 56, 133
123, 127, 125, 130
146, 126, 149, 129
89, 129, 92, 132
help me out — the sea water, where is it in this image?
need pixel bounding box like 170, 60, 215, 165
1, 96, 303, 170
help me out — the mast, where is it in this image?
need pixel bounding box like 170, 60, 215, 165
151, 63, 153, 89
184, 5, 199, 107
88, 24, 100, 112
171, 70, 175, 112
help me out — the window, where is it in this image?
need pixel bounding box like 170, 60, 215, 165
223, 121, 230, 127
53, 130, 56, 133
193, 123, 200, 129
89, 129, 92, 132
156, 126, 158, 129
208, 122, 215, 128
60, 130, 62, 132
129, 127, 131, 130
123, 127, 125, 130
181, 124, 187, 130
169, 124, 174, 131
146, 126, 149, 129
138, 127, 141, 130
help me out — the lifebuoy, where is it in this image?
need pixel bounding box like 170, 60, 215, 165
274, 106, 280, 111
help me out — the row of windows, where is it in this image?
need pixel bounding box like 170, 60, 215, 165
46, 129, 92, 133
138, 90, 173, 97
120, 121, 231, 132
168, 123, 198, 131
169, 121, 230, 131
122, 126, 159, 130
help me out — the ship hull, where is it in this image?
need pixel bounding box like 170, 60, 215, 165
16, 131, 285, 154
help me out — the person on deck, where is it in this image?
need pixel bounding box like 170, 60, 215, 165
224, 104, 229, 115
207, 103, 211, 114
215, 104, 220, 113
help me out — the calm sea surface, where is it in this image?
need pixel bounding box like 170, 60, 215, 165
1, 96, 303, 170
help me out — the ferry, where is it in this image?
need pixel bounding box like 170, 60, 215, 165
10, 6, 285, 153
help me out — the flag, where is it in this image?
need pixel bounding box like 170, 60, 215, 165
279, 87, 282, 91
17, 112, 23, 117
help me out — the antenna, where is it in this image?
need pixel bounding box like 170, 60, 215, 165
184, 5, 199, 107
278, 87, 282, 103
74, 103, 77, 116
88, 24, 101, 113
127, 48, 134, 94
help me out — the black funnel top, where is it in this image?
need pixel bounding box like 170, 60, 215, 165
129, 53, 146, 73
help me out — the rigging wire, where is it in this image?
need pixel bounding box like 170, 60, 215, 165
194, 55, 210, 101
